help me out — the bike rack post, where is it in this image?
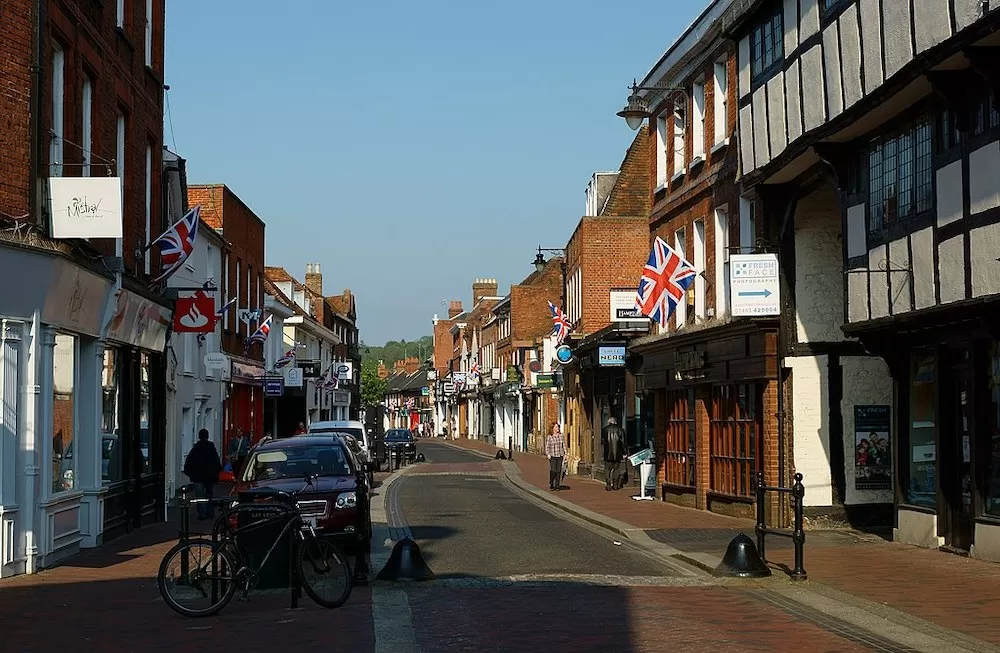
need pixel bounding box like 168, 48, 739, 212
508, 436, 513, 461
754, 470, 808, 581
754, 471, 766, 560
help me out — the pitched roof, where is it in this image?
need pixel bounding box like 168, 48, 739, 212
263, 276, 301, 315
265, 266, 295, 283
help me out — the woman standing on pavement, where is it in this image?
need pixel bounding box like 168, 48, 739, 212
544, 422, 567, 491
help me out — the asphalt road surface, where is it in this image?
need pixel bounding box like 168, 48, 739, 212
396, 441, 675, 581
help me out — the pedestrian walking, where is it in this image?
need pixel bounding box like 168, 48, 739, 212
183, 429, 223, 520
545, 422, 567, 491
602, 417, 627, 491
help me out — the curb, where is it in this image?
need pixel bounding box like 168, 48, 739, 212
434, 439, 725, 574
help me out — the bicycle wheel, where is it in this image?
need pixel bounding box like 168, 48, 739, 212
157, 538, 238, 617
297, 536, 352, 609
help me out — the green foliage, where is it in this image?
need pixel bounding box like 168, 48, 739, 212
360, 335, 433, 368
360, 360, 388, 407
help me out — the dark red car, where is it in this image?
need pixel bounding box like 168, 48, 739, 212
232, 435, 371, 553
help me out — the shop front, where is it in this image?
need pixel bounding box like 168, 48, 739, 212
0, 246, 117, 576
634, 321, 779, 518
226, 357, 265, 461
101, 286, 172, 542
849, 305, 1000, 561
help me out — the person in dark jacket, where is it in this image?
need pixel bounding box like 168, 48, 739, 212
184, 429, 223, 519
602, 417, 627, 491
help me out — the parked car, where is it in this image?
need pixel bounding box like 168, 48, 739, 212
384, 428, 417, 463
307, 420, 385, 471
232, 435, 371, 553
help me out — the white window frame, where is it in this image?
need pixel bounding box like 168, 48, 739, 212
713, 58, 729, 146
739, 195, 756, 253
693, 219, 706, 321
672, 100, 686, 179
691, 79, 706, 163
714, 206, 731, 319
674, 228, 687, 329
81, 76, 93, 177
115, 112, 126, 258
655, 114, 669, 189
50, 43, 65, 178
116, 0, 125, 27
144, 0, 153, 66
144, 144, 152, 275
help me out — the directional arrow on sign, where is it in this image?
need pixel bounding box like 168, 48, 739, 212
737, 289, 772, 298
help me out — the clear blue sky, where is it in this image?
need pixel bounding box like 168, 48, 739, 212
165, 0, 705, 345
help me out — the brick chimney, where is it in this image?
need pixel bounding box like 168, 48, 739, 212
472, 278, 498, 304
377, 362, 389, 379
305, 263, 322, 297
448, 300, 463, 319
403, 356, 420, 374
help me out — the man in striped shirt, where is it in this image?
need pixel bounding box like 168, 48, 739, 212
545, 423, 567, 490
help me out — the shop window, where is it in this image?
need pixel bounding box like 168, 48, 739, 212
664, 389, 696, 487
139, 352, 152, 475
102, 348, 122, 484
907, 352, 938, 507
709, 384, 762, 497
52, 334, 77, 494
987, 342, 1000, 517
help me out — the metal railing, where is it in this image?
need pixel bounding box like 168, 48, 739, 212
754, 471, 807, 581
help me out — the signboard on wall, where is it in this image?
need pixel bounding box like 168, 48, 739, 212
730, 254, 781, 316
263, 375, 284, 397
854, 405, 891, 490
48, 176, 124, 238
598, 345, 626, 366
609, 289, 647, 322
285, 367, 303, 387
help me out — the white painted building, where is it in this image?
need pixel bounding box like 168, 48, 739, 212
730, 0, 1000, 557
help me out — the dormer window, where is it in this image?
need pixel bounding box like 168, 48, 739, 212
749, 5, 783, 83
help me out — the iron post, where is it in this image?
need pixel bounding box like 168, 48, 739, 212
754, 471, 766, 561
790, 472, 808, 580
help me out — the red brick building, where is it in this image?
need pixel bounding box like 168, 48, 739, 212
624, 8, 777, 519
559, 127, 653, 476
188, 185, 266, 456
0, 0, 173, 572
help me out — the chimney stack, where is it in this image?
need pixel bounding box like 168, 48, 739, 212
448, 300, 463, 319
472, 278, 498, 304
305, 263, 322, 297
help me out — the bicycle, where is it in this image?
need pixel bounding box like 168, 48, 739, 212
157, 475, 353, 617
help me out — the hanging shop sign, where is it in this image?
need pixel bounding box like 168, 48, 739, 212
534, 372, 558, 389
554, 344, 574, 365
505, 366, 520, 383
730, 254, 781, 317
173, 295, 216, 333
609, 289, 648, 322
598, 344, 626, 367
334, 362, 354, 384
48, 176, 124, 239
297, 359, 321, 378
285, 366, 304, 388
854, 405, 891, 491
263, 375, 284, 397
421, 386, 430, 396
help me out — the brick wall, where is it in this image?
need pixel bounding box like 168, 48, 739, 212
0, 0, 32, 219
432, 317, 455, 377
188, 185, 265, 361
511, 259, 563, 343
44, 0, 165, 275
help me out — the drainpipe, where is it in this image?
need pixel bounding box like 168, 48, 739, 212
28, 0, 44, 227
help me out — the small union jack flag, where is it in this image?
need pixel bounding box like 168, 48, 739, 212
548, 301, 572, 344
635, 236, 698, 329
274, 348, 296, 370
216, 297, 237, 317
149, 205, 200, 284
245, 313, 272, 350
469, 358, 480, 381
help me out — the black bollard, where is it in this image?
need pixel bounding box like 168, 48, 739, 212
714, 533, 771, 578
790, 472, 807, 581
508, 436, 513, 461
376, 537, 435, 582
754, 471, 766, 561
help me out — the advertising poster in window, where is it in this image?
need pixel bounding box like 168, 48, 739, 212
855, 405, 891, 490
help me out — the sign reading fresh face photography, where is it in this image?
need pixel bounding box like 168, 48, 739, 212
48, 177, 124, 238
609, 289, 648, 322
730, 254, 781, 316
598, 345, 626, 366
854, 405, 891, 490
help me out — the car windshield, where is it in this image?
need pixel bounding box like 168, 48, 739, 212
242, 444, 353, 482
311, 426, 365, 444
386, 430, 413, 442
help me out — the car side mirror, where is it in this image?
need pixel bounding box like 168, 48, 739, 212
304, 474, 315, 486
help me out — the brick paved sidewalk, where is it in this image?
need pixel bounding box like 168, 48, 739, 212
449, 436, 1000, 646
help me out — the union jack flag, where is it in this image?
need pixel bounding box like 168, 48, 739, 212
469, 358, 480, 381
548, 301, 572, 344
320, 365, 339, 390
216, 297, 237, 317
635, 236, 698, 329
149, 205, 200, 284
245, 313, 272, 350
274, 348, 296, 370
